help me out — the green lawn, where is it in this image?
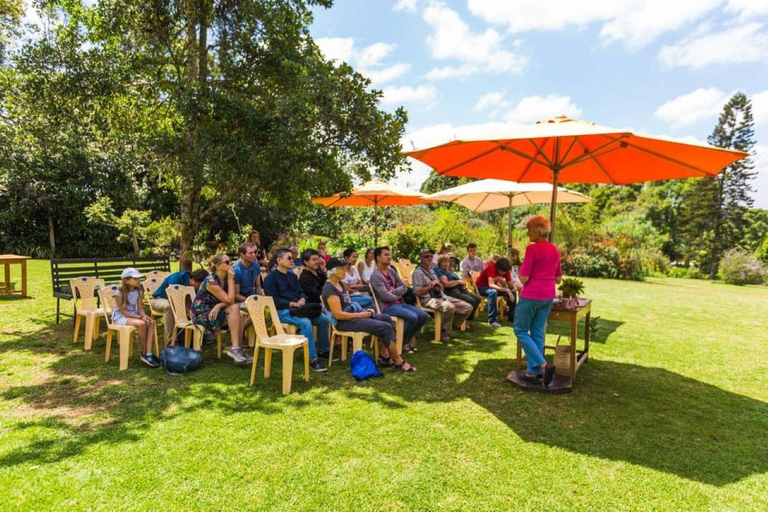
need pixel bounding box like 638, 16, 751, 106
1, 260, 767, 510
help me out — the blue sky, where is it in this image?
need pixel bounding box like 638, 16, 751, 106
310, 0, 768, 208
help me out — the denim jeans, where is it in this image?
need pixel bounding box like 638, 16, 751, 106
383, 303, 430, 343
513, 297, 553, 375
350, 294, 374, 309
477, 286, 515, 323
276, 309, 331, 360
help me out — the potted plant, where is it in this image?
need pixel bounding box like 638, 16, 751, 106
558, 277, 585, 309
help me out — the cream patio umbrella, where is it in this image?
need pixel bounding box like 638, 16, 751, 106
405, 116, 748, 241
424, 179, 591, 257
312, 180, 436, 245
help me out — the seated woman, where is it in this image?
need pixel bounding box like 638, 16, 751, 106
358, 248, 376, 286
435, 254, 482, 323
191, 253, 252, 364
340, 248, 373, 309
323, 258, 415, 372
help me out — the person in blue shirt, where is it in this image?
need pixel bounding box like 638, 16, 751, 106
233, 242, 262, 301
263, 247, 328, 372
150, 269, 209, 341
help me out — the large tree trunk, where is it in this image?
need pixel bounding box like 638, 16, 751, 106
179, 179, 202, 271
131, 230, 140, 258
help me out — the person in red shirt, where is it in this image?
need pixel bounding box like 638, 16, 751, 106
475, 257, 518, 327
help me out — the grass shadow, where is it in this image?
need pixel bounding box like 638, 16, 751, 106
457, 358, 768, 486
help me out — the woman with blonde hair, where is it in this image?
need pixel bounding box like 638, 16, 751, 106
191, 253, 252, 364
514, 216, 562, 387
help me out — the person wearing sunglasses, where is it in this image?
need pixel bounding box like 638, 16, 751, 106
191, 253, 252, 364
263, 247, 329, 372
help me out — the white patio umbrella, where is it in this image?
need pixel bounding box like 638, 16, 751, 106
424, 179, 591, 257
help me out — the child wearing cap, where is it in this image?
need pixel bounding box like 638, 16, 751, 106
111, 267, 160, 368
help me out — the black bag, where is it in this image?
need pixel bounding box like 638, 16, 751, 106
160, 345, 203, 375
290, 302, 322, 319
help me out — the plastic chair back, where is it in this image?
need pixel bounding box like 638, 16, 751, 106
167, 285, 195, 325
97, 285, 120, 326
70, 277, 105, 311
146, 270, 171, 280
142, 277, 163, 302
245, 295, 285, 340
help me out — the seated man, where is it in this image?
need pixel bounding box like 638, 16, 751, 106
233, 242, 263, 302
411, 249, 473, 341
369, 246, 430, 354
263, 247, 329, 372
460, 243, 485, 285
298, 249, 336, 361
151, 268, 209, 341
475, 257, 519, 328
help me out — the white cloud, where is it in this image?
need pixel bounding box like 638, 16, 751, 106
752, 90, 768, 126
315, 38, 411, 86
725, 0, 768, 19
467, 0, 720, 49
600, 0, 721, 49
659, 23, 768, 69
655, 88, 730, 129
315, 37, 355, 63
474, 91, 511, 111
393, 0, 418, 13
422, 1, 528, 79
381, 85, 438, 105
505, 94, 582, 124
425, 65, 476, 81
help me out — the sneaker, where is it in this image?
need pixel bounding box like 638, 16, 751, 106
227, 348, 254, 364
141, 353, 161, 368
317, 350, 340, 362
309, 358, 327, 372
490, 321, 502, 328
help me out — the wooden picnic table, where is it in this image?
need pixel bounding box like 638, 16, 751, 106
0, 254, 30, 298
516, 298, 592, 382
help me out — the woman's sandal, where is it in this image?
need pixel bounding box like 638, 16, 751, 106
376, 355, 394, 367
393, 361, 416, 372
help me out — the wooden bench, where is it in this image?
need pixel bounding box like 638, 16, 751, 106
51, 256, 171, 323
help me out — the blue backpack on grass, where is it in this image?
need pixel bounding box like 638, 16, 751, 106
350, 350, 383, 381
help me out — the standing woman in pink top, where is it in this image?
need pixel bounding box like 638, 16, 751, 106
514, 216, 563, 387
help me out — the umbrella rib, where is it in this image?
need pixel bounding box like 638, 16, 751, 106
574, 138, 617, 184
473, 192, 495, 212
561, 134, 628, 169
528, 139, 554, 167
620, 141, 712, 177
495, 141, 551, 169
559, 136, 580, 167
517, 138, 551, 181
440, 146, 502, 176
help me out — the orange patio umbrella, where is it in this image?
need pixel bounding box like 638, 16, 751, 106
312, 180, 436, 245
405, 116, 748, 240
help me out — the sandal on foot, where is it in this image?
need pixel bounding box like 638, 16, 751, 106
393, 361, 416, 372
402, 343, 417, 354
377, 355, 394, 367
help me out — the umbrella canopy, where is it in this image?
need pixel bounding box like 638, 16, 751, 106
424, 179, 591, 256
312, 180, 436, 244
406, 116, 748, 239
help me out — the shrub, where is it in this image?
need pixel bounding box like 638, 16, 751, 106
718, 248, 766, 285
382, 224, 432, 261
560, 241, 644, 281
668, 266, 704, 279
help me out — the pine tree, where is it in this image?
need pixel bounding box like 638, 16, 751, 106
681, 92, 756, 278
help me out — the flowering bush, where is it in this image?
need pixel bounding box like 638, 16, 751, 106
718, 248, 766, 285
560, 241, 644, 280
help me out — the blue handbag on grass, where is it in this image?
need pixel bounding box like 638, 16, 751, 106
350, 350, 383, 381
160, 344, 203, 376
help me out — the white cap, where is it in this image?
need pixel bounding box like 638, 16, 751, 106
121, 267, 144, 279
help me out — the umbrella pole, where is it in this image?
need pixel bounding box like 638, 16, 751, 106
507, 195, 513, 259
374, 199, 379, 246
548, 168, 560, 242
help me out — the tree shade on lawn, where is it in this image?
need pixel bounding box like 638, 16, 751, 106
424, 179, 591, 257
312, 180, 436, 245
405, 116, 748, 240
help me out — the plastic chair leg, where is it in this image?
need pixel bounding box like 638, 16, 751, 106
93, 317, 101, 340
328, 334, 335, 368
84, 313, 96, 350
281, 349, 295, 395
249, 345, 259, 387
433, 312, 441, 342
217, 332, 222, 359
352, 334, 363, 355
105, 330, 113, 362
73, 315, 82, 343
119, 330, 131, 370
303, 344, 310, 382
191, 327, 202, 351
183, 329, 190, 348
264, 348, 272, 378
